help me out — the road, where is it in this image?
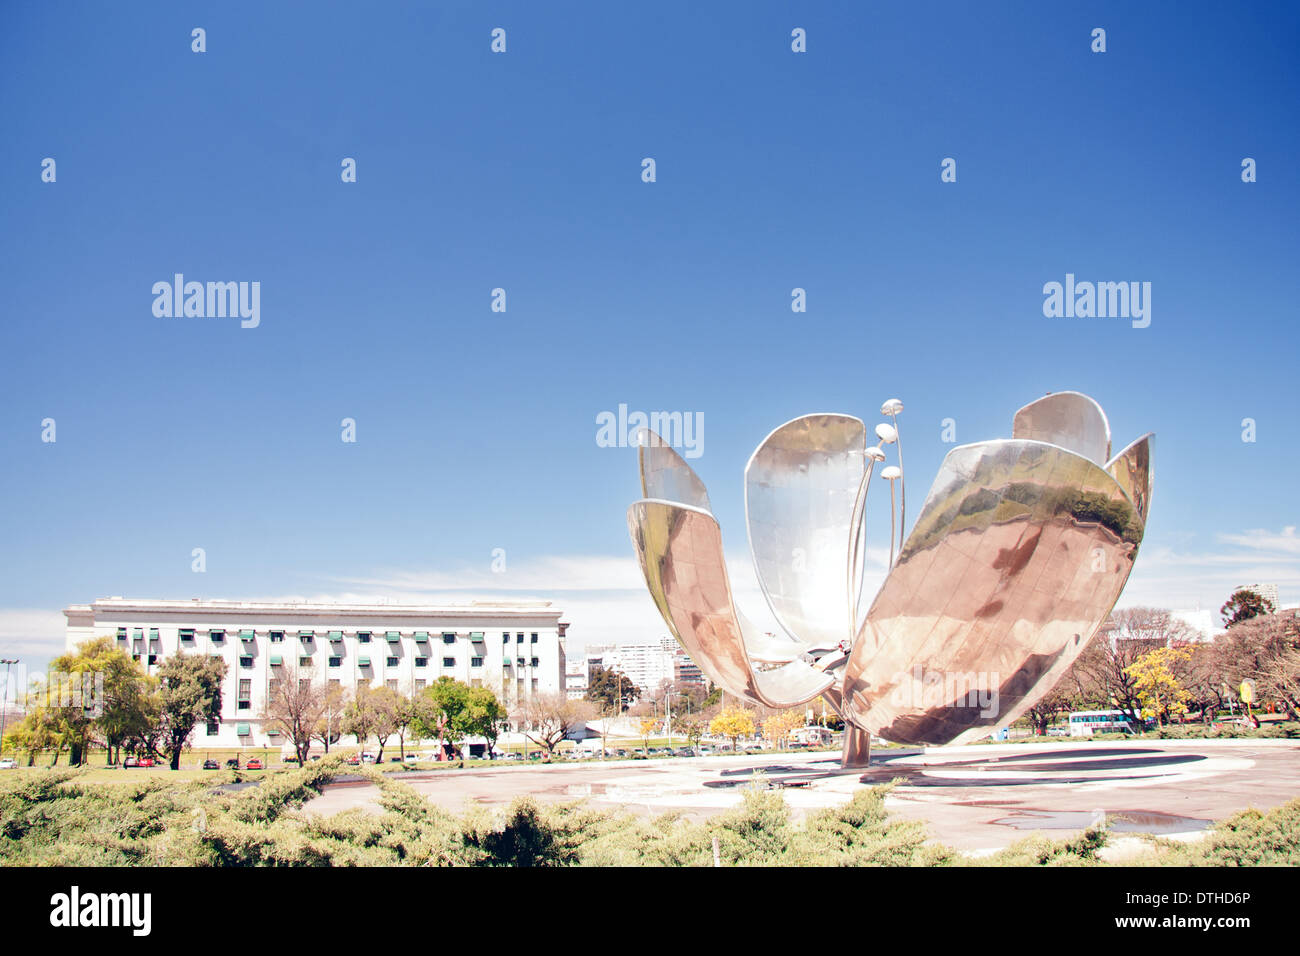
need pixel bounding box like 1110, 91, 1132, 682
303, 739, 1300, 852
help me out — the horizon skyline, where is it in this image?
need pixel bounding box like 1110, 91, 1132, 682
3, 2, 1298, 674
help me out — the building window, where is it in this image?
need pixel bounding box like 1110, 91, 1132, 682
116, 627, 128, 641
503, 632, 510, 643
415, 658, 428, 668
238, 679, 251, 710
148, 628, 160, 641
328, 679, 340, 692
415, 679, 426, 691
269, 630, 284, 643
531, 633, 538, 643
532, 679, 539, 692
179, 628, 195, 642
443, 657, 455, 668
329, 657, 342, 667
471, 679, 482, 688
239, 656, 253, 668
471, 657, 483, 668
517, 658, 526, 667
270, 679, 282, 697
210, 630, 225, 643
386, 679, 398, 691
206, 721, 219, 735
299, 679, 311, 693
442, 633, 456, 644
299, 656, 312, 667
147, 655, 157, 666
531, 658, 539, 668
357, 631, 372, 643
516, 633, 524, 643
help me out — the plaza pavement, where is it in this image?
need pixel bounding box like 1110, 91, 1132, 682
303, 738, 1300, 853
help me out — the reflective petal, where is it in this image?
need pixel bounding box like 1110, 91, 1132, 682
627, 499, 833, 708
744, 414, 865, 650
638, 429, 711, 512
1107, 433, 1154, 522
1012, 392, 1112, 465
842, 439, 1144, 745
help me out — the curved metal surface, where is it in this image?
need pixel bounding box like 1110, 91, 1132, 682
1107, 433, 1154, 522
627, 499, 833, 708
744, 414, 866, 651
841, 438, 1144, 746
1012, 391, 1112, 465
638, 428, 712, 511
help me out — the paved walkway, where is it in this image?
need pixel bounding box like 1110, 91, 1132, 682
303, 739, 1300, 852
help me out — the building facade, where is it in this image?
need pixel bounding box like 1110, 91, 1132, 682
63, 597, 567, 749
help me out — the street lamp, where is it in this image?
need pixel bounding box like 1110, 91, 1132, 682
0, 658, 18, 758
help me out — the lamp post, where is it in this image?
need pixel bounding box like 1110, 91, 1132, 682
0, 658, 18, 758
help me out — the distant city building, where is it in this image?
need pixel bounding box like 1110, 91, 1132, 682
1237, 583, 1280, 609
673, 649, 706, 688
64, 597, 567, 748
581, 637, 701, 698
1171, 609, 1218, 642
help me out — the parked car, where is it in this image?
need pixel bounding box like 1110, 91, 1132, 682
343, 754, 361, 766
246, 758, 264, 770
360, 752, 377, 764
138, 757, 155, 768
225, 758, 239, 769
0, 758, 17, 770
202, 759, 219, 770
282, 754, 299, 764
123, 756, 139, 768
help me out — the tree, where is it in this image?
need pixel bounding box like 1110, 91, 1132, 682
3, 707, 58, 766
462, 685, 508, 757
263, 666, 334, 764
637, 717, 658, 753
1067, 608, 1196, 731
156, 654, 226, 770
1221, 588, 1276, 628
343, 685, 402, 762
1022, 685, 1077, 736
1125, 647, 1193, 726
762, 709, 804, 750
678, 713, 707, 751
710, 706, 755, 751
49, 637, 155, 766
311, 684, 348, 754
513, 693, 592, 756
585, 666, 641, 712
1213, 610, 1300, 718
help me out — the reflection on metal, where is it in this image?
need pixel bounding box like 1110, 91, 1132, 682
1012, 391, 1111, 465
745, 415, 865, 652
1107, 433, 1154, 522
627, 395, 1151, 766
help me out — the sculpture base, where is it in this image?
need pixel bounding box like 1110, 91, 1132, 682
840, 725, 871, 768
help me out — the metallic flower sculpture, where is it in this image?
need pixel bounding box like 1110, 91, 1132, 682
627, 392, 1152, 767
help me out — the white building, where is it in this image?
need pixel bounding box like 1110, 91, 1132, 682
63, 597, 567, 749
584, 636, 679, 698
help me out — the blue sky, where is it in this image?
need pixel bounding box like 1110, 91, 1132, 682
2, 1, 1298, 670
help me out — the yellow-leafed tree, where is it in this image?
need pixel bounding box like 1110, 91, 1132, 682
709, 706, 755, 752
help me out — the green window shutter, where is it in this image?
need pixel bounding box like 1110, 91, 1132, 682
414, 631, 429, 641
267, 727, 281, 737
328, 630, 343, 641
358, 657, 371, 667
235, 722, 251, 736
269, 654, 283, 666
469, 631, 485, 641
240, 630, 255, 642
385, 631, 401, 642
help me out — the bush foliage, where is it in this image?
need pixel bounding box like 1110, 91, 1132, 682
3, 760, 1298, 866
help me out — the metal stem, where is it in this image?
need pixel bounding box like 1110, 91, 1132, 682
891, 411, 905, 558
